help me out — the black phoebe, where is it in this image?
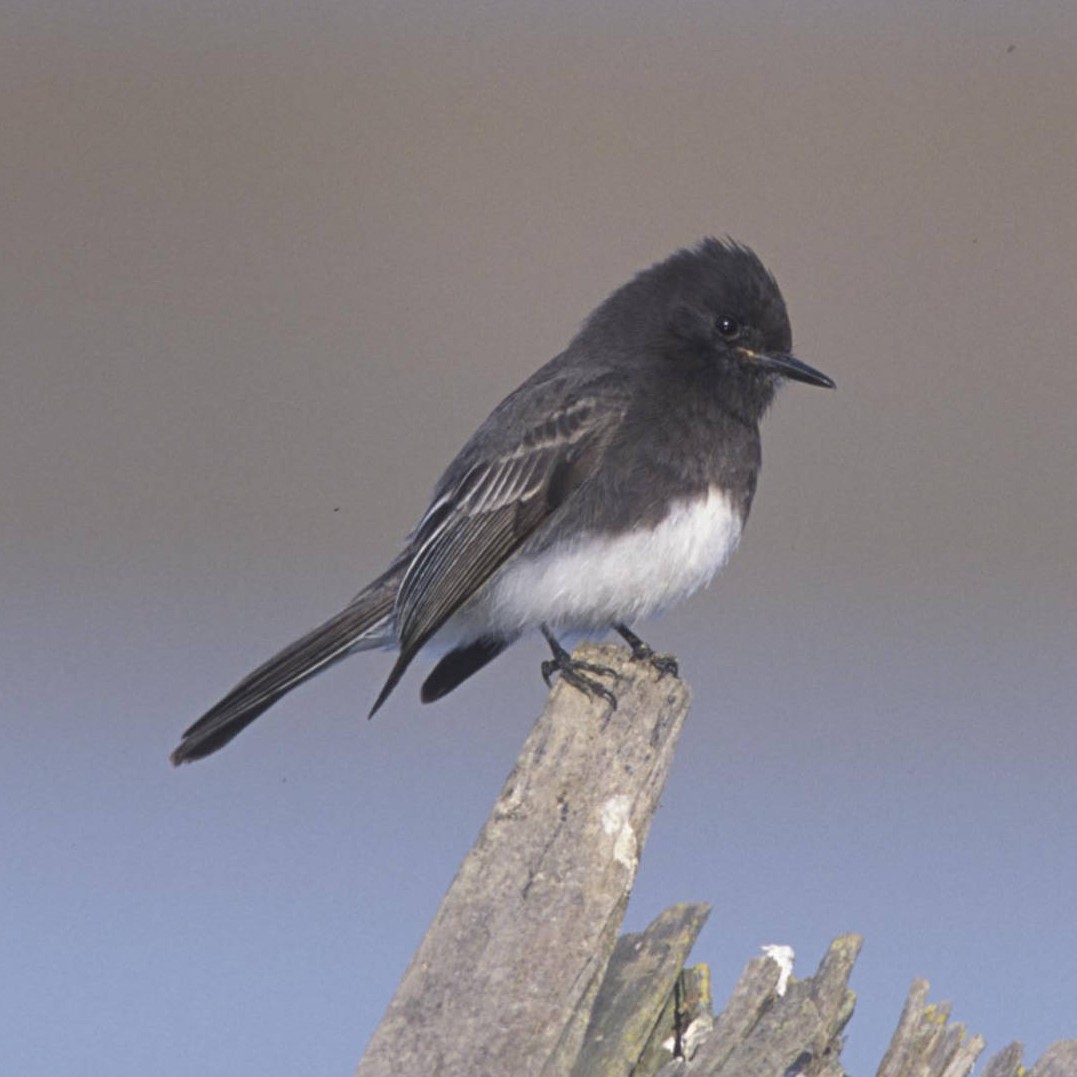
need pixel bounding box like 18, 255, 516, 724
171, 238, 834, 764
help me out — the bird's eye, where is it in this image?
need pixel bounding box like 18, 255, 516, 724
716, 316, 741, 339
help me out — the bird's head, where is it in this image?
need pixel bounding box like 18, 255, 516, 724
670, 238, 835, 390
580, 238, 834, 416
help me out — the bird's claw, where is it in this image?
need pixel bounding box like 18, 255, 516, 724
629, 643, 679, 679
541, 655, 619, 709
614, 623, 679, 679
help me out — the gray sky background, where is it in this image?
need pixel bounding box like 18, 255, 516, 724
3, 3, 1076, 1074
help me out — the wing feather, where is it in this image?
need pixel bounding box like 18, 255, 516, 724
398, 445, 560, 646
367, 394, 620, 714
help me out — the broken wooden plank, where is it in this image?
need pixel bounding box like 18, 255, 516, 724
571, 902, 711, 1076
356, 643, 691, 1077
876, 978, 985, 1077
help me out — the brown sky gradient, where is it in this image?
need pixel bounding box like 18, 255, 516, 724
3, 8, 1076, 1075
6, 25, 1076, 613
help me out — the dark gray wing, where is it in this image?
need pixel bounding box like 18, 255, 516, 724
368, 391, 621, 713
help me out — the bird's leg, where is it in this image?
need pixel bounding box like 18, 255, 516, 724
614, 623, 679, 679
540, 624, 618, 709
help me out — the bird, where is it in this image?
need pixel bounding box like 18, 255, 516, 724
171, 238, 834, 765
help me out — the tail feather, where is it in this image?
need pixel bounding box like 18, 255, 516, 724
171, 567, 401, 765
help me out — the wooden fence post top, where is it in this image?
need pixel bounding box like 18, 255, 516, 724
357, 643, 692, 1077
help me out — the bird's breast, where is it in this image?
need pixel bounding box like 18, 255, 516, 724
476, 484, 743, 635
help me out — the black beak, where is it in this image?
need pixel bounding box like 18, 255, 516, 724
741, 348, 836, 389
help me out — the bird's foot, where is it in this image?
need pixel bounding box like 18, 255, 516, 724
614, 623, 679, 679
540, 626, 618, 709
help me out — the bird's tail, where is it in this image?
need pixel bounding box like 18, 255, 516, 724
170, 563, 403, 765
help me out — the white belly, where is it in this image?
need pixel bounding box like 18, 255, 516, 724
475, 484, 742, 635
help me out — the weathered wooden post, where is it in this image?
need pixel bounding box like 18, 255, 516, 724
357, 643, 690, 1076
356, 643, 1077, 1076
